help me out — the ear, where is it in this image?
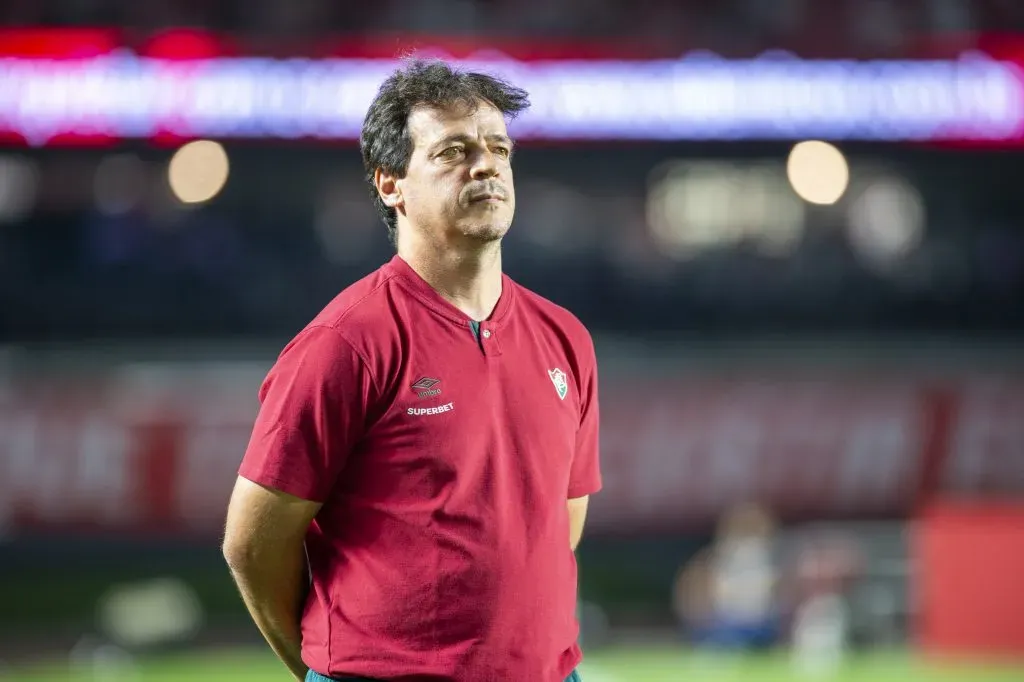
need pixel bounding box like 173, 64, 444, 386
374, 168, 403, 211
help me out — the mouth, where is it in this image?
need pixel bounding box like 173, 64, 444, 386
469, 193, 504, 204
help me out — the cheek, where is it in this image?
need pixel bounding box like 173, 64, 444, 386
402, 177, 457, 212
446, 181, 467, 211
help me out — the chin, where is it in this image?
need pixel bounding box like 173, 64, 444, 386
459, 218, 512, 243
469, 223, 510, 242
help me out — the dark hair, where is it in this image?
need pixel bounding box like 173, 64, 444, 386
359, 58, 530, 244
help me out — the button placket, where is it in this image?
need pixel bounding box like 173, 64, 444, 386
478, 325, 502, 356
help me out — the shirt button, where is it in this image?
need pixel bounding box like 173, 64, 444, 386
482, 330, 492, 339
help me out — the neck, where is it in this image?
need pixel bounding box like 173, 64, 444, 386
397, 230, 503, 322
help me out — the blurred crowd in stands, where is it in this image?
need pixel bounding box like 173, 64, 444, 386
1, 145, 1022, 341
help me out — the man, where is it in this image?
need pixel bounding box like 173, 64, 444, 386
673, 504, 780, 651
222, 59, 601, 682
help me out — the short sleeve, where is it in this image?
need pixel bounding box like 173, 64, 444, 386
568, 336, 601, 499
239, 325, 378, 502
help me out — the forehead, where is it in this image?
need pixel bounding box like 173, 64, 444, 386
407, 100, 509, 148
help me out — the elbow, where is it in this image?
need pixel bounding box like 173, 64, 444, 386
221, 533, 254, 573
221, 541, 242, 572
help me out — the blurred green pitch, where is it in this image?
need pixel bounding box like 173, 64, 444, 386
13, 646, 1024, 682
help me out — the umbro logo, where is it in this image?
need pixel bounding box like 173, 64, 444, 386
411, 376, 442, 398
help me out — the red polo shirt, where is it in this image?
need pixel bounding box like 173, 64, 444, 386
239, 255, 602, 682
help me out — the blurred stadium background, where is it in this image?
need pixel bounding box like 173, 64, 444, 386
2, 0, 1024, 680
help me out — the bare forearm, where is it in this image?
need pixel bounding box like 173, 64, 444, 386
568, 496, 589, 551
226, 550, 309, 680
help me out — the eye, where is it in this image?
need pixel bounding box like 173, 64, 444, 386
438, 146, 464, 159
493, 146, 512, 158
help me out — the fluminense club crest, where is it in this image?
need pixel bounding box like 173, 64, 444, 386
548, 368, 568, 400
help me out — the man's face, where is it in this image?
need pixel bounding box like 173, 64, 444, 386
390, 101, 516, 245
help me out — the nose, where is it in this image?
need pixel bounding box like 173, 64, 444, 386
469, 148, 499, 180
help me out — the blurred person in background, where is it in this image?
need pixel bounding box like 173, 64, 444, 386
789, 533, 864, 674
673, 503, 782, 651
222, 59, 601, 682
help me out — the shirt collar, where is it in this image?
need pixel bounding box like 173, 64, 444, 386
385, 254, 515, 328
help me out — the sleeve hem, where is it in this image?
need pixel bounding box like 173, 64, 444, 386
568, 482, 602, 499
237, 468, 327, 504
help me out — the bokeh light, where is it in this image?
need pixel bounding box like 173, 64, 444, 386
167, 140, 230, 205
787, 141, 850, 205
846, 176, 926, 268
648, 161, 805, 258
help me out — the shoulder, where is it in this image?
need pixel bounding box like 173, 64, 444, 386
510, 279, 596, 362
309, 263, 402, 336
276, 262, 405, 380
